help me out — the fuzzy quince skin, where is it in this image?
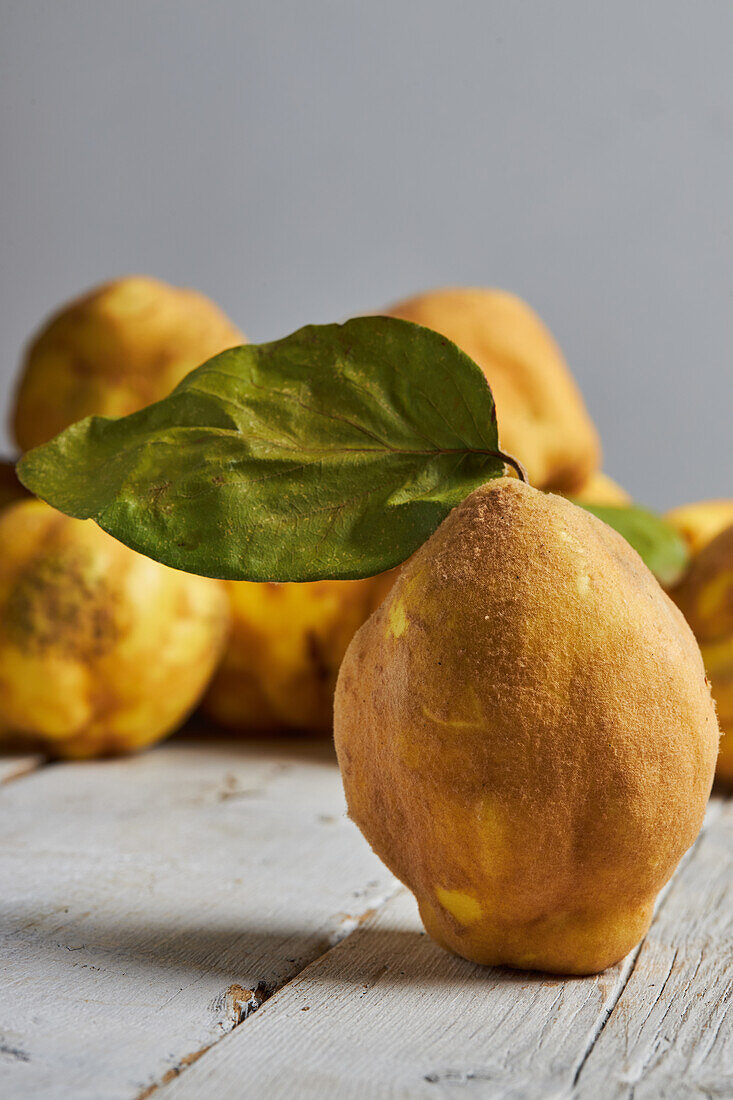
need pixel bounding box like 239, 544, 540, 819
0, 500, 230, 758
202, 572, 396, 734
384, 288, 600, 492
335, 478, 718, 974
12, 276, 244, 452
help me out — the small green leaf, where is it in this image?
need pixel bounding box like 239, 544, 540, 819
17, 318, 507, 581
574, 502, 690, 587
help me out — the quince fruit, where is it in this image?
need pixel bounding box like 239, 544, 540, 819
202, 572, 395, 734
569, 471, 631, 506
384, 288, 600, 491
12, 276, 244, 452
666, 499, 733, 556
0, 499, 229, 758
335, 478, 717, 974
669, 519, 733, 780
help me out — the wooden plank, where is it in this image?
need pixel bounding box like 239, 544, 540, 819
161, 799, 729, 1100
574, 795, 733, 1098
159, 891, 637, 1098
0, 754, 43, 784
0, 739, 397, 1099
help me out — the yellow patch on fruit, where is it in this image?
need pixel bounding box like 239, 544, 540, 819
435, 887, 483, 926
559, 528, 586, 554
388, 598, 409, 639
576, 573, 591, 596
422, 688, 486, 733
420, 706, 481, 731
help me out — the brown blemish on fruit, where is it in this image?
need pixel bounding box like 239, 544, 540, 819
5, 550, 120, 660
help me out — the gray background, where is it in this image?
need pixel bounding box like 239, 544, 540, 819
1, 1, 731, 509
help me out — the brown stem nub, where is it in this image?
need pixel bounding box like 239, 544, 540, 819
494, 450, 529, 484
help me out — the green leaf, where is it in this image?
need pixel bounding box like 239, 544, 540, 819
574, 502, 690, 587
17, 318, 508, 582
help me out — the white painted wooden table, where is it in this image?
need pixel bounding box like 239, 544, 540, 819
1, 737, 731, 1099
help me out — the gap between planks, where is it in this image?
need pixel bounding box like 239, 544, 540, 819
0, 754, 45, 785
0, 737, 400, 1100
3, 743, 729, 1099
569, 796, 727, 1092
152, 794, 732, 1100
134, 885, 402, 1100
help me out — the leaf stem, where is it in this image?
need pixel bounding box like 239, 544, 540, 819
496, 450, 529, 484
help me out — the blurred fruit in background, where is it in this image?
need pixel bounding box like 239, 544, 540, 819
667, 502, 733, 780
6, 277, 611, 743
206, 283, 605, 735
9, 273, 727, 760
666, 499, 733, 556
12, 275, 245, 452
569, 471, 631, 506
384, 287, 601, 492
0, 499, 229, 758
201, 571, 396, 734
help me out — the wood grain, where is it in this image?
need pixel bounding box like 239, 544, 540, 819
159, 892, 637, 1098
2, 740, 729, 1099
0, 739, 396, 1099
161, 799, 730, 1100
574, 796, 733, 1098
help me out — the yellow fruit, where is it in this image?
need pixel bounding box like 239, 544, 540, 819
12, 276, 244, 452
335, 478, 717, 974
0, 499, 229, 758
384, 288, 600, 491
666, 499, 733, 556
202, 572, 396, 733
569, 471, 631, 506
670, 523, 733, 780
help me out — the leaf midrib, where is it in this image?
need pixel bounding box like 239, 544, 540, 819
129, 426, 505, 461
